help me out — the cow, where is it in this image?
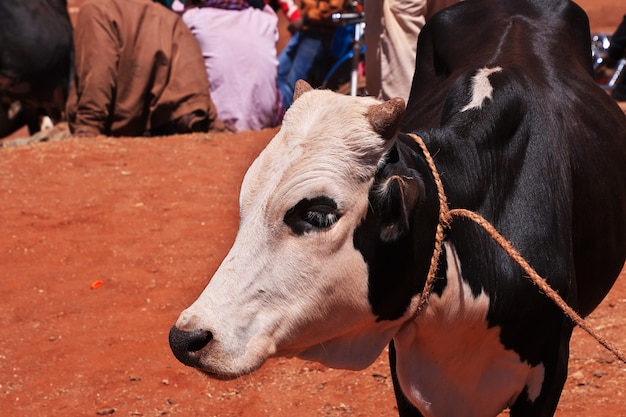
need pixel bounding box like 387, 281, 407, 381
0, 0, 73, 139
169, 0, 626, 416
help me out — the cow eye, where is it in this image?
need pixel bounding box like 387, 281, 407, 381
284, 197, 341, 235
305, 206, 339, 228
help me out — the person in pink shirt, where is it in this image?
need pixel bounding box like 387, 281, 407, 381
183, 0, 284, 132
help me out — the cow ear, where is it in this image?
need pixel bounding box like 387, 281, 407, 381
293, 80, 314, 102
367, 98, 406, 141
372, 166, 423, 242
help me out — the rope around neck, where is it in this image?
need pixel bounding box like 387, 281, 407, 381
407, 133, 626, 364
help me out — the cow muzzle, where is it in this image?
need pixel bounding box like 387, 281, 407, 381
168, 326, 212, 367
168, 326, 244, 380
168, 318, 277, 380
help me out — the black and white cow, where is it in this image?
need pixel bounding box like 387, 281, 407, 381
169, 0, 626, 416
0, 0, 73, 138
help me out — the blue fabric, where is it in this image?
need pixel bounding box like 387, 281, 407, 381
153, 0, 175, 7
277, 29, 334, 110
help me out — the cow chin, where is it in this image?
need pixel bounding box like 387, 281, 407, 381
195, 357, 266, 381
287, 314, 407, 372
195, 334, 277, 380
190, 331, 394, 379
288, 320, 402, 371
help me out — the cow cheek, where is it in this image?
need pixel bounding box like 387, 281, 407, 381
274, 243, 397, 369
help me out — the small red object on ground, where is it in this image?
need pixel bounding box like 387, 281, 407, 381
90, 280, 104, 290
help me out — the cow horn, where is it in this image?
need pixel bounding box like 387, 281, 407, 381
367, 98, 406, 141
293, 80, 314, 102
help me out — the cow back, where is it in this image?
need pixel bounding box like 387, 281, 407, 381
402, 0, 626, 317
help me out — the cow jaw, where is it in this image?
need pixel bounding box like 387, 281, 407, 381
174, 221, 391, 377
172, 89, 408, 378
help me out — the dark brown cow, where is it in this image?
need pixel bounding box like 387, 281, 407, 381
0, 0, 73, 139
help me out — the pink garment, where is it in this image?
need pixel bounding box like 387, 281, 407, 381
183, 5, 282, 132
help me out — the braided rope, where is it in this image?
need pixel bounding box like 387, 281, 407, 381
407, 133, 449, 317
407, 133, 625, 364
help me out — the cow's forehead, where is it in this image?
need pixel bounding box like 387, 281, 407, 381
241, 90, 388, 215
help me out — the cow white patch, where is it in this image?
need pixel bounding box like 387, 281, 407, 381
40, 116, 54, 131
461, 66, 503, 112
393, 242, 545, 416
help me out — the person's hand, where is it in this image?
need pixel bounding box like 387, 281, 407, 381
209, 117, 236, 133
287, 17, 303, 34
594, 56, 619, 83
72, 125, 100, 137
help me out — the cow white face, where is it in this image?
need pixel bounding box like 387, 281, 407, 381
170, 82, 408, 378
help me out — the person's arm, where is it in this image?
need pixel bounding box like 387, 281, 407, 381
278, 0, 301, 21
278, 0, 303, 33
70, 3, 120, 135
300, 0, 345, 27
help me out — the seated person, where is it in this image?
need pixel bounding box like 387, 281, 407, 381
277, 0, 349, 110
66, 0, 222, 137
182, 0, 284, 132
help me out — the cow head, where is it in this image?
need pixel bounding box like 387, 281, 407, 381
169, 81, 430, 379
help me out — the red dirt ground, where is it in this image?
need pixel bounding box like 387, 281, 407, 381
1, 1, 625, 416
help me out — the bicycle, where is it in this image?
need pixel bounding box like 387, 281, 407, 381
321, 4, 367, 96
592, 32, 626, 91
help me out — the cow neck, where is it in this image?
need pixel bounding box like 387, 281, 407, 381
404, 133, 626, 364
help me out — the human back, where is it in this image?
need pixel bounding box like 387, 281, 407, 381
67, 0, 217, 136
183, 3, 282, 132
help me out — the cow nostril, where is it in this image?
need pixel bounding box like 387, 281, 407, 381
188, 330, 213, 352
168, 326, 213, 367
